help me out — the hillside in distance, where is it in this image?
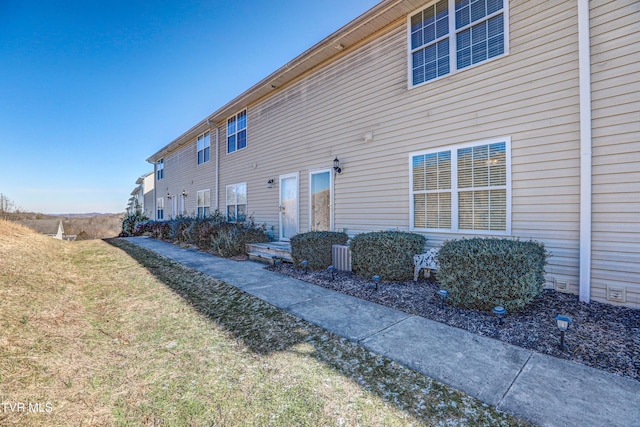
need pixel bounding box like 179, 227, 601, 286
8, 212, 124, 239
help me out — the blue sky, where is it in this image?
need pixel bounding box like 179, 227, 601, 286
0, 0, 380, 214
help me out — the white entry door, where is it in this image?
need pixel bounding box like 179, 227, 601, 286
279, 174, 299, 240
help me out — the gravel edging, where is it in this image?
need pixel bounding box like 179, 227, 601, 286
267, 264, 640, 382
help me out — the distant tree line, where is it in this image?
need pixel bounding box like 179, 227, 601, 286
0, 193, 22, 220
1, 193, 124, 239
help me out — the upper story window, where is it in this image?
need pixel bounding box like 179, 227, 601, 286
197, 189, 211, 217
197, 131, 210, 165
409, 0, 507, 87
156, 159, 164, 180
227, 110, 247, 154
410, 138, 511, 234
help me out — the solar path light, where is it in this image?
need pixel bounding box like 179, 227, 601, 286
493, 306, 507, 325
372, 275, 380, 291
554, 315, 572, 351
437, 289, 449, 309
327, 265, 335, 280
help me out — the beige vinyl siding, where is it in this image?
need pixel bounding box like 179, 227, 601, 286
149, 0, 640, 306
157, 128, 217, 217
143, 174, 155, 219
213, 0, 583, 291
590, 0, 640, 307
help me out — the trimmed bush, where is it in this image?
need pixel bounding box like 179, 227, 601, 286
350, 231, 426, 281
290, 231, 349, 270
437, 238, 548, 312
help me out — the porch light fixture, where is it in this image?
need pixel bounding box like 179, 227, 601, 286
181, 190, 188, 197
437, 289, 449, 309
493, 306, 507, 325
166, 192, 172, 199
333, 157, 342, 174
267, 179, 275, 189
554, 315, 572, 351
327, 265, 335, 280
372, 275, 380, 291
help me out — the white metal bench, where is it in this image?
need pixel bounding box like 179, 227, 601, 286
413, 248, 440, 282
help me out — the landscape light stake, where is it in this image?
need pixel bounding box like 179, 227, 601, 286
437, 289, 449, 309
554, 315, 572, 351
327, 265, 335, 280
372, 275, 380, 291
301, 260, 308, 273
493, 306, 507, 325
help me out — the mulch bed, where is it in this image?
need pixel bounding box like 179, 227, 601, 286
267, 263, 640, 382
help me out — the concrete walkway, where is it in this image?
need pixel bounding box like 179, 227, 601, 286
124, 237, 640, 427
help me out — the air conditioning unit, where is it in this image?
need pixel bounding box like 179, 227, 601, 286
332, 244, 352, 271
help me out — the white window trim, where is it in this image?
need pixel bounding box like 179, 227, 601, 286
197, 189, 211, 217
156, 197, 164, 220
156, 159, 164, 180
197, 131, 210, 165
225, 182, 247, 222
226, 109, 247, 154
406, 0, 510, 89
308, 169, 334, 231
409, 136, 512, 235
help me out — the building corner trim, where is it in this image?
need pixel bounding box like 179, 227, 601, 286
578, 0, 592, 303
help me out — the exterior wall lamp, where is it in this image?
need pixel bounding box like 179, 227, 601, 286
333, 157, 342, 174
181, 190, 188, 197
166, 192, 172, 199
267, 179, 275, 189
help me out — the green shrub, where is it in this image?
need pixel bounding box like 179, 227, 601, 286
437, 238, 548, 312
150, 222, 172, 240
169, 216, 194, 243
290, 231, 349, 270
350, 231, 426, 281
120, 212, 149, 237
213, 221, 269, 258
188, 212, 227, 248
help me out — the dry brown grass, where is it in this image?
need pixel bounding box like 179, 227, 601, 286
0, 220, 529, 426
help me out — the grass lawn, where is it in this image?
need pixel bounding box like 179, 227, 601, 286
0, 220, 529, 426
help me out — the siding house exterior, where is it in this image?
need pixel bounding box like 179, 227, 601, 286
146, 0, 640, 308
127, 172, 155, 217
18, 219, 65, 240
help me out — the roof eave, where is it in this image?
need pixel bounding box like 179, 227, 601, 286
147, 0, 409, 162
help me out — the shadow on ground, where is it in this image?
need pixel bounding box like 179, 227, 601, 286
106, 238, 528, 426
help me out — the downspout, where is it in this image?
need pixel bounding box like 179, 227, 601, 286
578, 0, 592, 303
208, 119, 220, 212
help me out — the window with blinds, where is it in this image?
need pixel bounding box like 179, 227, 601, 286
197, 131, 210, 165
409, 0, 507, 87
156, 197, 164, 220
411, 139, 510, 233
226, 183, 247, 222
227, 110, 247, 154
197, 189, 211, 217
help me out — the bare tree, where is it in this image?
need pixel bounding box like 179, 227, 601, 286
0, 193, 16, 220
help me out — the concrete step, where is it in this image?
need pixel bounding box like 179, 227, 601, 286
246, 242, 293, 264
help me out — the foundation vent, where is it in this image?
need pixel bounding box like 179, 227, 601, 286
606, 285, 627, 303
